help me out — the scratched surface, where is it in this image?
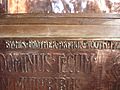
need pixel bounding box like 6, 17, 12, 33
0, 38, 120, 90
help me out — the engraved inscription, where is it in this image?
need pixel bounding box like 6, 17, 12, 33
0, 52, 96, 73
0, 76, 96, 90
4, 40, 120, 49
0, 39, 120, 90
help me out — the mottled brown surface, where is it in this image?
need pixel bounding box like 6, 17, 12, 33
0, 14, 120, 90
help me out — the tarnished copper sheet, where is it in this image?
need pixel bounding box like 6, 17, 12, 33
0, 38, 120, 90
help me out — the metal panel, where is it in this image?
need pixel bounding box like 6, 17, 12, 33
0, 38, 120, 90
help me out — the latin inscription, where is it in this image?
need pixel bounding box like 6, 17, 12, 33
4, 40, 120, 49
0, 77, 86, 90
0, 52, 96, 73
0, 39, 120, 90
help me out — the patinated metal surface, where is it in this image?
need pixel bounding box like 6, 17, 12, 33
0, 13, 120, 90
0, 38, 120, 90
